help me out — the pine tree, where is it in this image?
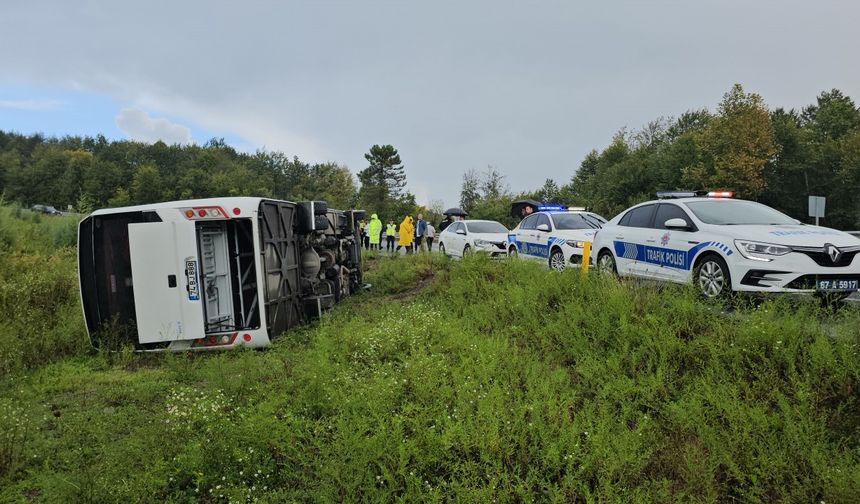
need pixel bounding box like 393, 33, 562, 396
357, 144, 407, 218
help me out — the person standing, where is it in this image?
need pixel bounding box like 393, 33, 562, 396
367, 213, 382, 251
439, 216, 453, 232
396, 216, 414, 254
414, 213, 427, 252
385, 220, 397, 252
425, 222, 436, 251
358, 220, 367, 250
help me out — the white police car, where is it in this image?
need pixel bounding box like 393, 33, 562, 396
507, 208, 607, 270
438, 219, 510, 258
590, 191, 860, 298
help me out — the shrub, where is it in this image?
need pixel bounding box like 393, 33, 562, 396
2, 220, 859, 502
0, 206, 89, 373
0, 398, 33, 479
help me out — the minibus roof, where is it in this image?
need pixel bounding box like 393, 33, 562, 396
88, 197, 274, 217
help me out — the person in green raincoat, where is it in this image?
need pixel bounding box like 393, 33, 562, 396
367, 213, 382, 251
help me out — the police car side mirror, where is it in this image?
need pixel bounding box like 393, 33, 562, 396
456, 229, 466, 235
536, 224, 550, 232
664, 218, 690, 230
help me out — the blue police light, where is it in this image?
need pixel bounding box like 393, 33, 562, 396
537, 203, 568, 212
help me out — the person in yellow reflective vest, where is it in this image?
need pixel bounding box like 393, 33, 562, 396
367, 213, 382, 251
385, 220, 397, 252
397, 216, 414, 254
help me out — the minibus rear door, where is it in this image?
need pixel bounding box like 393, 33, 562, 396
128, 220, 205, 344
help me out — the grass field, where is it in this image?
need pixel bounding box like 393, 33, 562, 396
1, 206, 859, 503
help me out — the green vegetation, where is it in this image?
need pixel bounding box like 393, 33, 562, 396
356, 145, 418, 222
1, 212, 859, 502
0, 205, 87, 375
461, 85, 860, 230
0, 133, 428, 225
0, 134, 360, 214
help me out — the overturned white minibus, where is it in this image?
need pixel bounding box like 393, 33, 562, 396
78, 197, 364, 351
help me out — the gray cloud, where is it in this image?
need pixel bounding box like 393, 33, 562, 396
2, 0, 860, 206
115, 108, 192, 145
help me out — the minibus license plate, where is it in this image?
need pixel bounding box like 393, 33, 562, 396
186, 259, 200, 300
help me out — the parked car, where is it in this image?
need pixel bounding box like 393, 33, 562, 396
507, 210, 606, 270
32, 204, 62, 215
438, 220, 509, 258
590, 191, 860, 299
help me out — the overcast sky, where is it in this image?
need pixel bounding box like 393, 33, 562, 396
1, 0, 859, 207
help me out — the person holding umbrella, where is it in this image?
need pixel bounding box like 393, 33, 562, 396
510, 199, 541, 220
439, 215, 453, 232
440, 207, 467, 232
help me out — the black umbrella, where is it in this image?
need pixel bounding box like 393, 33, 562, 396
510, 199, 542, 219
443, 207, 468, 217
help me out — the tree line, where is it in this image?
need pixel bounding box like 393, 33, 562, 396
460, 85, 860, 230
0, 133, 361, 213
0, 131, 424, 222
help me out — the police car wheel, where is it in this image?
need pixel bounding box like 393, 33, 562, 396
549, 249, 565, 271
597, 251, 617, 275
695, 255, 731, 298
508, 246, 518, 257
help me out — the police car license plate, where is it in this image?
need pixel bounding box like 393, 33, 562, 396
816, 278, 859, 291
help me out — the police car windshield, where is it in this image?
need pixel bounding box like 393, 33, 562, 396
685, 200, 797, 225
551, 213, 603, 230
467, 221, 507, 233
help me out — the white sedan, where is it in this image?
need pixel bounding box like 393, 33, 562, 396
590, 192, 860, 298
438, 220, 509, 258
506, 210, 606, 270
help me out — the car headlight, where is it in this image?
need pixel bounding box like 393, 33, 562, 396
474, 239, 493, 248
734, 240, 792, 262
566, 240, 586, 248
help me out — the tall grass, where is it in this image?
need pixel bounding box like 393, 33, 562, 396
0, 228, 859, 501
0, 205, 87, 374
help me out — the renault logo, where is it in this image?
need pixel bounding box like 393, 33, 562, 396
825, 243, 842, 263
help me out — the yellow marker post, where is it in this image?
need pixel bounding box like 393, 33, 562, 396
581, 241, 592, 275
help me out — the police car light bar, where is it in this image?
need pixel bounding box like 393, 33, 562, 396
707, 191, 733, 198
656, 191, 708, 199
537, 204, 568, 212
